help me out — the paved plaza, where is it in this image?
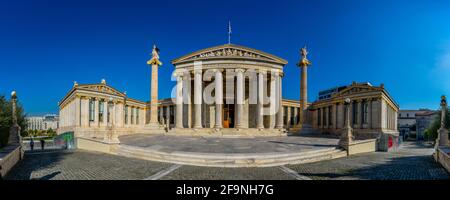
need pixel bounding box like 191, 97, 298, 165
119, 134, 340, 154
5, 141, 449, 180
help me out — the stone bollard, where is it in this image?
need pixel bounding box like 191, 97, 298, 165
8, 91, 22, 145
436, 95, 449, 148
339, 98, 354, 150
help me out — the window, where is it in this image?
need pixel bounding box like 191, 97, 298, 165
322, 108, 326, 126
290, 107, 295, 125
99, 100, 104, 122
107, 102, 112, 123
363, 102, 369, 124
352, 102, 357, 125
125, 106, 129, 124
89, 99, 95, 122
317, 108, 322, 126
131, 107, 135, 124
328, 106, 332, 125
136, 108, 139, 124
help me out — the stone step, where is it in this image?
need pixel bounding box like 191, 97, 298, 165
114, 145, 347, 167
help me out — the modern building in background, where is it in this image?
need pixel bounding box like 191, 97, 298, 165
26, 114, 59, 131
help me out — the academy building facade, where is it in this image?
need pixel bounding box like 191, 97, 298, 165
57, 43, 399, 143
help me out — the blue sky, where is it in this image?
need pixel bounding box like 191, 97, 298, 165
1, 0, 450, 115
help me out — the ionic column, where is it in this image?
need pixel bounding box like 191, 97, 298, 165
175, 73, 184, 128
103, 99, 108, 125
165, 106, 171, 129
257, 70, 265, 129
159, 106, 164, 124
235, 69, 245, 129
94, 98, 99, 127
275, 73, 284, 129
214, 69, 223, 129
269, 72, 276, 129
293, 107, 298, 126
81, 97, 90, 127
286, 107, 292, 129
194, 70, 203, 129
357, 100, 362, 129
75, 95, 81, 126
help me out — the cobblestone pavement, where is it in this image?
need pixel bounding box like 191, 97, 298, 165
5, 142, 449, 180
286, 142, 449, 180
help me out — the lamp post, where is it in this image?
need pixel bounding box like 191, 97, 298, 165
339, 98, 354, 148
8, 91, 22, 145
436, 95, 449, 148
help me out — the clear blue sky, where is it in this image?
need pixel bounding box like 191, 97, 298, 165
1, 0, 450, 115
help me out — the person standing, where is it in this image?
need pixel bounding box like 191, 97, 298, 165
29, 137, 34, 151
40, 139, 45, 150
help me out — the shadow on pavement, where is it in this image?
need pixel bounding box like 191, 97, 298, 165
297, 155, 450, 180
4, 150, 70, 180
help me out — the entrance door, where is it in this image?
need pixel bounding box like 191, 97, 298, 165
223, 104, 235, 128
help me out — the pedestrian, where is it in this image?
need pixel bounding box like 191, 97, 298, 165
30, 137, 34, 151
40, 139, 45, 150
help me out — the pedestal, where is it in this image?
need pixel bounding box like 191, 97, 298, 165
8, 124, 21, 145
437, 127, 449, 148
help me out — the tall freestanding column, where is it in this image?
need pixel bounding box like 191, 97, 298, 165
147, 45, 163, 126
436, 95, 449, 148
194, 70, 203, 129
297, 46, 312, 128
8, 91, 21, 145
214, 69, 223, 129
175, 73, 184, 129
235, 69, 245, 129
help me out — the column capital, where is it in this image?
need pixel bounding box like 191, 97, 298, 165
211, 69, 224, 73
235, 68, 245, 73
257, 69, 267, 74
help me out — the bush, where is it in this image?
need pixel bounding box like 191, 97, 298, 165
427, 107, 450, 141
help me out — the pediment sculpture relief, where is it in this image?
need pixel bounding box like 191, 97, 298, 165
188, 48, 265, 60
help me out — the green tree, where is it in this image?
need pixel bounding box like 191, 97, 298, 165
426, 107, 450, 141
0, 95, 27, 148
47, 128, 57, 137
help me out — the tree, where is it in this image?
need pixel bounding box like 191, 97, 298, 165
47, 128, 57, 137
0, 95, 27, 148
425, 107, 450, 141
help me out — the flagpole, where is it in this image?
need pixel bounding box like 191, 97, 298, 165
228, 21, 231, 44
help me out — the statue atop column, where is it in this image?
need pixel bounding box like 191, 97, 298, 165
298, 46, 312, 67
294, 45, 312, 133
147, 45, 162, 66
146, 44, 163, 128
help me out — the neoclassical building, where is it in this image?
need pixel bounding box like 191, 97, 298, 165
57, 43, 399, 141
309, 82, 399, 140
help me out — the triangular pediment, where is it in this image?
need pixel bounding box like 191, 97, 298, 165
172, 44, 288, 65
77, 84, 126, 97
333, 84, 381, 97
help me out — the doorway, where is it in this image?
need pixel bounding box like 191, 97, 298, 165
223, 104, 235, 128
